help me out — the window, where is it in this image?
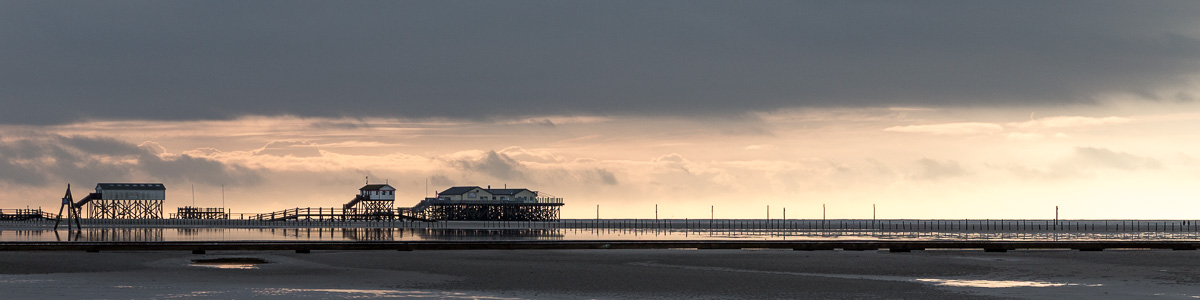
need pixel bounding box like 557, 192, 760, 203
468, 192, 477, 198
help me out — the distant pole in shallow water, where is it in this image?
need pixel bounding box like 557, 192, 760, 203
822, 203, 827, 230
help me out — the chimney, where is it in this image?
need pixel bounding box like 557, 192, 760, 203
488, 185, 491, 189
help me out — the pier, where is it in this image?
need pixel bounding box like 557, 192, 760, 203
413, 186, 565, 221
0, 209, 56, 221
248, 207, 433, 222
172, 207, 229, 219
413, 198, 564, 221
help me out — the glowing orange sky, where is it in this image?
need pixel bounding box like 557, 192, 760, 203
2, 99, 1198, 219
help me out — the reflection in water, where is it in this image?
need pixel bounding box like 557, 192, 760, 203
54, 230, 80, 242
2, 230, 44, 238
415, 229, 563, 241
176, 228, 226, 236
270, 228, 400, 241
916, 278, 1103, 288
342, 228, 395, 241
5, 219, 1200, 242
193, 264, 259, 270
190, 258, 268, 270
66, 228, 163, 242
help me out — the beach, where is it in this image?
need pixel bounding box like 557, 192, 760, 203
1, 249, 1199, 299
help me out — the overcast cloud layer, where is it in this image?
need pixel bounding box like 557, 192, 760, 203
3, 1, 1200, 124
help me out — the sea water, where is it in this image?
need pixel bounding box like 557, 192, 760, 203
2, 219, 1198, 242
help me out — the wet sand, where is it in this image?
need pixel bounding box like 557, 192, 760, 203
1, 249, 1199, 299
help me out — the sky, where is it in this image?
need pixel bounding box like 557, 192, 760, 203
2, 1, 1200, 219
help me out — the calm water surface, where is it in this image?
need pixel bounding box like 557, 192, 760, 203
3, 219, 1199, 242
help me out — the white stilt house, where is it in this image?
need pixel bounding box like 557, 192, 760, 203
344, 183, 396, 219
359, 184, 396, 200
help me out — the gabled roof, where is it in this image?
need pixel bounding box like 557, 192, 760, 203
439, 186, 482, 195
360, 184, 395, 191
486, 188, 534, 196
96, 183, 166, 191
437, 186, 536, 196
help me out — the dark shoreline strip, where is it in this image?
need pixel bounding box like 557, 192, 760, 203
0, 240, 1196, 252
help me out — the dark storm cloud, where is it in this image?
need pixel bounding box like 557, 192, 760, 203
138, 153, 262, 186
57, 135, 145, 156
3, 1, 1199, 124
0, 155, 48, 186
0, 134, 261, 187
448, 151, 528, 181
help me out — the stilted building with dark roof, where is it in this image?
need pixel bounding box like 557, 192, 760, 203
410, 185, 563, 221
89, 183, 166, 219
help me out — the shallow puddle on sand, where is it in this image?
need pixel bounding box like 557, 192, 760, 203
916, 278, 1102, 288
630, 262, 1107, 290
190, 257, 267, 269
256, 289, 522, 299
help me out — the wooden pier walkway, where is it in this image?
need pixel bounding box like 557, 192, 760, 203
0, 209, 58, 221
250, 207, 434, 222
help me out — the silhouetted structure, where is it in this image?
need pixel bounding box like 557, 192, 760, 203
410, 186, 564, 221
344, 184, 396, 220
251, 182, 432, 222
0, 209, 54, 221
55, 184, 83, 230
87, 183, 165, 219
174, 207, 229, 219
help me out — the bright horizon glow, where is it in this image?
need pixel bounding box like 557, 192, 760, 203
2, 99, 1198, 220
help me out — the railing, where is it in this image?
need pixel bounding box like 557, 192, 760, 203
177, 207, 227, 213
0, 209, 57, 221
343, 195, 364, 209
0, 209, 47, 215
419, 197, 565, 205
41, 211, 60, 220
534, 197, 564, 204
173, 206, 230, 220
249, 207, 412, 221
251, 207, 348, 221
